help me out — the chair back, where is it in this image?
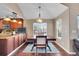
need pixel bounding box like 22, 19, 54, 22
36, 36, 47, 45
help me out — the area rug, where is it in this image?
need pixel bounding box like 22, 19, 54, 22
23, 42, 60, 53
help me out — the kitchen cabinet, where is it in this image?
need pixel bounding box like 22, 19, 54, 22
0, 33, 27, 56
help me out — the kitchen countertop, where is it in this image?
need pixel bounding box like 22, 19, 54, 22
0, 33, 24, 39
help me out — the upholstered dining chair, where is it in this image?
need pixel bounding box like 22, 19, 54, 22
36, 36, 47, 53
31, 36, 47, 53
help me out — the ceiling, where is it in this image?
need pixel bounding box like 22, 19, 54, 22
18, 3, 68, 19
0, 3, 68, 19
0, 4, 11, 18
0, 3, 23, 18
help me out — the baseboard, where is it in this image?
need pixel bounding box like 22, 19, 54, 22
54, 41, 76, 55
7, 42, 26, 56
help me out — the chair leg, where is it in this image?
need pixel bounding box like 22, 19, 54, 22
45, 47, 46, 53
47, 44, 51, 51
36, 47, 37, 56
31, 45, 34, 51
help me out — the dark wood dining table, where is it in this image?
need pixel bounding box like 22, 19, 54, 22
26, 37, 56, 51
26, 37, 56, 43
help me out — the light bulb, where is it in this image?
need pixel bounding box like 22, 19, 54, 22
18, 21, 22, 24
37, 19, 42, 23
4, 18, 11, 21
12, 20, 17, 22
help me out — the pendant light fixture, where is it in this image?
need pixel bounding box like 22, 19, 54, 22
37, 5, 42, 23
3, 15, 11, 21
3, 12, 17, 22
3, 17, 11, 21
12, 12, 17, 22
18, 21, 22, 24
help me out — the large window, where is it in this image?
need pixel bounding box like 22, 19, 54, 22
33, 23, 47, 38
56, 18, 62, 39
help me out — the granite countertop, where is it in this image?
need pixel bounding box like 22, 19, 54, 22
0, 33, 25, 39
0, 33, 12, 39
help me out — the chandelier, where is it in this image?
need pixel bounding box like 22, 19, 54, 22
37, 5, 42, 23
11, 12, 17, 22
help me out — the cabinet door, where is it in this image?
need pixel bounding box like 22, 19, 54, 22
6, 37, 14, 55
0, 39, 7, 56
21, 34, 23, 44
14, 35, 19, 48
19, 34, 22, 45
24, 33, 27, 42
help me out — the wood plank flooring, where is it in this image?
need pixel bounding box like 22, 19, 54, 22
13, 42, 75, 56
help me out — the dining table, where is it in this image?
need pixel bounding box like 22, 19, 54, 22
26, 37, 56, 43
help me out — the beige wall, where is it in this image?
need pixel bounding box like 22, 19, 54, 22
54, 9, 70, 52
23, 3, 79, 53
55, 4, 79, 53
64, 4, 79, 52
24, 19, 54, 38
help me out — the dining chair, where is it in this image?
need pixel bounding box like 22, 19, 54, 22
36, 36, 47, 53
31, 36, 47, 53
31, 36, 52, 53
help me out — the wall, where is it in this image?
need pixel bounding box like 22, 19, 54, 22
55, 4, 79, 53
64, 4, 79, 52
24, 19, 54, 38
23, 3, 79, 53
54, 9, 70, 52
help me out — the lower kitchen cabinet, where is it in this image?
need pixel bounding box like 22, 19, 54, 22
0, 33, 27, 56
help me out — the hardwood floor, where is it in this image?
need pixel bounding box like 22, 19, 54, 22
13, 42, 75, 56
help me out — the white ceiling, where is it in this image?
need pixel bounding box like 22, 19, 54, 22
0, 4, 11, 18
0, 3, 23, 18
18, 3, 68, 19
0, 3, 68, 19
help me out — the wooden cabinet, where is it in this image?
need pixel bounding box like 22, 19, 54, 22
0, 33, 27, 56
14, 35, 19, 49
18, 34, 22, 45
0, 38, 14, 56
0, 18, 23, 29
6, 37, 14, 55
0, 20, 3, 29
10, 18, 23, 29
0, 39, 7, 55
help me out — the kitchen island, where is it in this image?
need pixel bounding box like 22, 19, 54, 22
0, 33, 27, 56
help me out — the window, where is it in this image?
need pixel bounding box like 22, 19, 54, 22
33, 23, 47, 38
56, 18, 62, 39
